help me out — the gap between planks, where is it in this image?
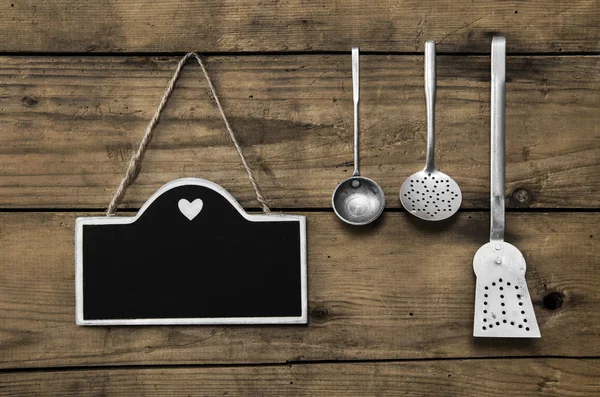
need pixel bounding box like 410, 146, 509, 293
0, 208, 597, 213
1, 355, 600, 375
1, 51, 600, 57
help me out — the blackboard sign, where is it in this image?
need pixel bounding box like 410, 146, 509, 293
75, 178, 307, 325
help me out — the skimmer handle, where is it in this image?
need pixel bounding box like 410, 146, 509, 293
490, 36, 506, 241
352, 47, 360, 177
424, 41, 436, 173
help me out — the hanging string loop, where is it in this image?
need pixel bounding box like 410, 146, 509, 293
106, 53, 271, 216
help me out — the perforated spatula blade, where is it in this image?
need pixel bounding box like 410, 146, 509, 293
473, 36, 540, 338
473, 241, 540, 337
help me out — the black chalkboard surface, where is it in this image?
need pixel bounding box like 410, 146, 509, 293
75, 178, 307, 325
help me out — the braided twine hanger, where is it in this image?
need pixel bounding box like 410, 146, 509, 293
106, 53, 271, 215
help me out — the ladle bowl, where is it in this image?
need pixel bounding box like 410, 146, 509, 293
332, 176, 385, 225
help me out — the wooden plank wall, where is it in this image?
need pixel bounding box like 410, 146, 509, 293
0, 1, 599, 395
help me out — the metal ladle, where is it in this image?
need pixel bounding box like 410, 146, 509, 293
332, 47, 385, 226
399, 41, 462, 221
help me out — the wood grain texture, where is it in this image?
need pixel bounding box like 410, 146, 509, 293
2, 359, 600, 396
0, 212, 597, 369
0, 1, 598, 53
0, 55, 598, 209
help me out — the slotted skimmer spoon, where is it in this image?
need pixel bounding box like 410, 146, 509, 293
400, 41, 462, 221
332, 47, 385, 225
473, 36, 540, 338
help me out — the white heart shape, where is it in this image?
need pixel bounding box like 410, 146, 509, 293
178, 198, 203, 221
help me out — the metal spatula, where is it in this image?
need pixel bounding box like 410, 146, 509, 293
473, 36, 540, 338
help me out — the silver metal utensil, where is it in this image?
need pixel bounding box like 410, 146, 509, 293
332, 47, 385, 226
399, 41, 462, 221
473, 36, 540, 338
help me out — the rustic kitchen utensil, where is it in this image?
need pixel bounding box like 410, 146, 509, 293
76, 53, 307, 326
400, 41, 462, 221
332, 47, 385, 225
473, 36, 540, 338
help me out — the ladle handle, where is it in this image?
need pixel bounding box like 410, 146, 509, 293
424, 41, 436, 173
352, 46, 360, 177
490, 36, 506, 241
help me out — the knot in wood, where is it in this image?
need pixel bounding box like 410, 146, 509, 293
512, 188, 531, 205
310, 306, 329, 322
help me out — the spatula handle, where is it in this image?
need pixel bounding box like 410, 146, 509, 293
490, 36, 506, 241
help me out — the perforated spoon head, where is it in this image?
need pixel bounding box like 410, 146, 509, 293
399, 169, 462, 221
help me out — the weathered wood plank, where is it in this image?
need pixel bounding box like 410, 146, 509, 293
0, 1, 598, 53
0, 56, 598, 209
2, 359, 600, 396
0, 212, 597, 369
